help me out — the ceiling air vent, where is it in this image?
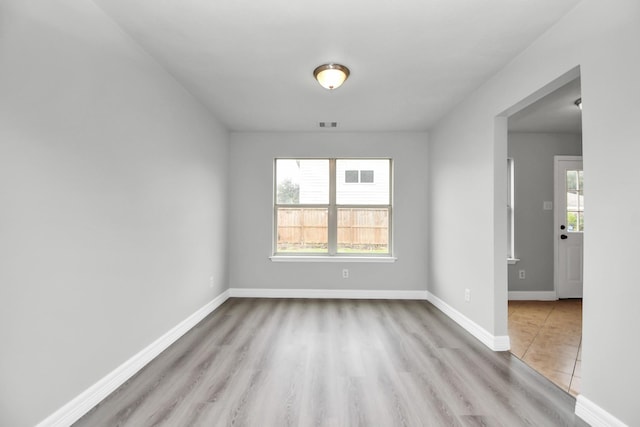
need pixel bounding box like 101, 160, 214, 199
319, 122, 337, 128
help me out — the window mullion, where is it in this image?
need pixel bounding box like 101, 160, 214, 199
328, 159, 337, 255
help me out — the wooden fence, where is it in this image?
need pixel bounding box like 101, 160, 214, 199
277, 207, 388, 251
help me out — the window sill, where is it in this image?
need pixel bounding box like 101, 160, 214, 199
508, 258, 520, 265
270, 256, 397, 263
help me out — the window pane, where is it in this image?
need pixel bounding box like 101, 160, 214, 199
578, 212, 584, 231
567, 211, 578, 231
565, 169, 584, 233
507, 158, 514, 259
345, 170, 359, 183
507, 205, 513, 258
578, 190, 584, 211
578, 171, 584, 190
276, 207, 328, 253
507, 159, 513, 206
276, 159, 300, 204
337, 208, 389, 254
336, 159, 390, 205
566, 170, 578, 191
276, 159, 329, 204
567, 191, 579, 210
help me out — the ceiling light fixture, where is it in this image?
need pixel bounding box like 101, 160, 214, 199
575, 98, 582, 110
313, 63, 350, 90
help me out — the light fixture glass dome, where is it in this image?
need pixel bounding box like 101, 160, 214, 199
313, 63, 350, 90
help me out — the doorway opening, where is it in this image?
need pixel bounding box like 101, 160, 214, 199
503, 70, 583, 395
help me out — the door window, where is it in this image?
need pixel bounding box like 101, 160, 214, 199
566, 170, 584, 232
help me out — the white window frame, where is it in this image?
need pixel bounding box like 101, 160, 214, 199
272, 158, 394, 260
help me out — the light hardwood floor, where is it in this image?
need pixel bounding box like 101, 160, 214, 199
508, 299, 582, 396
75, 299, 588, 426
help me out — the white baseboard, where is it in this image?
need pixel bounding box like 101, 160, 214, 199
426, 291, 511, 351
36, 290, 230, 427
575, 395, 629, 427
508, 291, 558, 301
228, 287, 429, 300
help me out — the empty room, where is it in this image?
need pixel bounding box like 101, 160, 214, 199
1, 0, 638, 426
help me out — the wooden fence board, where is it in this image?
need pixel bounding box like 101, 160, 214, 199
277, 207, 388, 251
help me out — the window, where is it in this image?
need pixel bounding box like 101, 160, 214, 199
360, 170, 374, 183
507, 158, 515, 260
345, 170, 359, 183
345, 170, 375, 183
274, 158, 392, 256
566, 169, 584, 232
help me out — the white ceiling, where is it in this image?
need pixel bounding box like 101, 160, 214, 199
509, 77, 582, 134
93, 0, 582, 132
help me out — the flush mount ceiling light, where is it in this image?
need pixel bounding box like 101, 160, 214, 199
313, 63, 350, 90
575, 98, 582, 110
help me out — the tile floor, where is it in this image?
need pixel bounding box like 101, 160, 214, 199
508, 299, 582, 396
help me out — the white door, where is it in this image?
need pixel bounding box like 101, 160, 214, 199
555, 156, 584, 298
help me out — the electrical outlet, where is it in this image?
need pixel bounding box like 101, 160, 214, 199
464, 288, 471, 302
209, 276, 214, 288
519, 270, 525, 279
342, 268, 349, 279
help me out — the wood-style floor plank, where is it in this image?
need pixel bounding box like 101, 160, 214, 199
74, 298, 589, 427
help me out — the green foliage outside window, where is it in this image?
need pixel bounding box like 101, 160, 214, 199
277, 178, 299, 204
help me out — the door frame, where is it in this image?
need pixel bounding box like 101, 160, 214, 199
554, 155, 584, 298
496, 66, 580, 342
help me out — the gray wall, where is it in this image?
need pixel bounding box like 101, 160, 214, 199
507, 133, 582, 292
0, 2, 230, 426
2, 0, 639, 425
428, 0, 640, 424
228, 132, 429, 292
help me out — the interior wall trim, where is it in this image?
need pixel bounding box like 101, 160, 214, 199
228, 287, 429, 300
508, 291, 558, 301
36, 290, 231, 427
426, 291, 511, 351
575, 395, 629, 427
